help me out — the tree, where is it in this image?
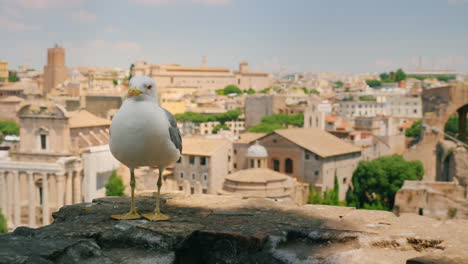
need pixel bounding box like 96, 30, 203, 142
128, 64, 135, 80
105, 170, 125, 196
445, 115, 468, 138
310, 89, 320, 95
248, 122, 284, 133
245, 88, 256, 94
113, 79, 118, 86
212, 124, 229, 134
260, 88, 271, 94
346, 155, 423, 211
223, 85, 242, 95
8, 71, 19, 82
0, 121, 20, 135
395, 68, 407, 82
334, 81, 343, 89
366, 79, 381, 88
307, 171, 340, 206
0, 208, 7, 234
405, 119, 422, 138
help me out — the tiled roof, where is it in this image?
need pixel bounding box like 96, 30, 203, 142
68, 109, 111, 128
235, 132, 267, 144
182, 137, 230, 156
274, 128, 361, 158
225, 168, 288, 183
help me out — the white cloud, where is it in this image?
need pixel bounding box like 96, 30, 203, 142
0, 17, 39, 32
104, 26, 121, 33
191, 0, 230, 5
129, 0, 231, 6
89, 40, 142, 52
14, 0, 86, 9
448, 0, 468, 4
70, 10, 97, 24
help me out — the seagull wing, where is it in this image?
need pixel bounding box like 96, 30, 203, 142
162, 107, 182, 154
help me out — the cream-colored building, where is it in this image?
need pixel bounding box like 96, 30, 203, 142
0, 96, 24, 122
0, 104, 119, 230
133, 60, 270, 92
219, 142, 309, 205
234, 128, 362, 200
0, 60, 8, 81
173, 137, 233, 195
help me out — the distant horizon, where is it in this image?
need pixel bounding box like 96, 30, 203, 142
1, 0, 467, 74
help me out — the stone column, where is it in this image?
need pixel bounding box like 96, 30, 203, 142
13, 171, 20, 228
6, 172, 13, 226
73, 171, 82, 203
457, 105, 467, 143
56, 174, 65, 209
28, 172, 36, 227
65, 170, 73, 205
42, 174, 50, 225
0, 171, 6, 215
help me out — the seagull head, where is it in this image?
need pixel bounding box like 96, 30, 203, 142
127, 76, 158, 102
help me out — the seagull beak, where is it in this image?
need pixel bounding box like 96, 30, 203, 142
128, 87, 142, 97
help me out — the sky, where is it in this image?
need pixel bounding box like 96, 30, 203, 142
0, 0, 467, 74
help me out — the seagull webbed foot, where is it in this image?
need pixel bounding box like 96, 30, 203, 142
142, 211, 170, 221
111, 210, 142, 220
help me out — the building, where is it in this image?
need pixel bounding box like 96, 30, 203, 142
0, 60, 8, 81
234, 128, 361, 200
43, 44, 68, 95
219, 142, 309, 205
385, 96, 422, 119
338, 100, 386, 117
0, 96, 24, 122
303, 98, 333, 130
173, 137, 233, 195
133, 60, 270, 92
0, 104, 119, 230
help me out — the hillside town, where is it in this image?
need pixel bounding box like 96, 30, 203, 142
0, 44, 466, 233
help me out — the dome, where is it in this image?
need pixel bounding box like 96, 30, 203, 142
246, 141, 268, 158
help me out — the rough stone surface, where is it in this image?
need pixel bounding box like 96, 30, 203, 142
1, 194, 468, 264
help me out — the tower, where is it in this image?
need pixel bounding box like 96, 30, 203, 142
43, 44, 68, 95
239, 61, 249, 73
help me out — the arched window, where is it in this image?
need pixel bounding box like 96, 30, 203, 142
273, 159, 280, 171
285, 158, 293, 174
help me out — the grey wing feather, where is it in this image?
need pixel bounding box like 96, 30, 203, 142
163, 108, 182, 154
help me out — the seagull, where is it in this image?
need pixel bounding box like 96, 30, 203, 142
109, 76, 182, 221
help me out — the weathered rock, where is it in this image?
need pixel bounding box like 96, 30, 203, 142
0, 194, 467, 264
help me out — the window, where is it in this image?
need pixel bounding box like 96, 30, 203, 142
315, 154, 320, 160
250, 159, 254, 168
228, 155, 231, 162
191, 187, 194, 194
180, 172, 184, 179
273, 159, 280, 171
191, 173, 195, 180
200, 157, 206, 166
343, 177, 347, 184
234, 149, 237, 155
305, 153, 310, 160
273, 139, 277, 143
202, 189, 208, 194
285, 158, 293, 174
203, 174, 208, 181
257, 160, 261, 168
233, 163, 237, 169
315, 170, 319, 176
40, 134, 47, 150
179, 186, 183, 191
189, 156, 195, 165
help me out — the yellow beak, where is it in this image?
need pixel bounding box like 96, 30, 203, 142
128, 87, 142, 97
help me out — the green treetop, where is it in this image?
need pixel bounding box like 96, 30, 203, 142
0, 121, 20, 136
105, 170, 125, 197
0, 208, 7, 234
346, 155, 423, 211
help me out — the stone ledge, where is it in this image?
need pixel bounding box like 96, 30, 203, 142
0, 194, 467, 264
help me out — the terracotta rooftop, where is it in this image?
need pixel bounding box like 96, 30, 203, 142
274, 128, 361, 158
325, 116, 340, 122
182, 137, 230, 156
236, 132, 267, 144
0, 96, 24, 103
68, 109, 111, 128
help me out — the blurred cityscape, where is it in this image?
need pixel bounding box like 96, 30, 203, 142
0, 0, 467, 233
0, 44, 466, 232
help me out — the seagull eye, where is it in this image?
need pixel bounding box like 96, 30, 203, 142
147, 85, 152, 90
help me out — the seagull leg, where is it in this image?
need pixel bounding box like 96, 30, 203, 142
111, 167, 141, 220
142, 167, 169, 221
